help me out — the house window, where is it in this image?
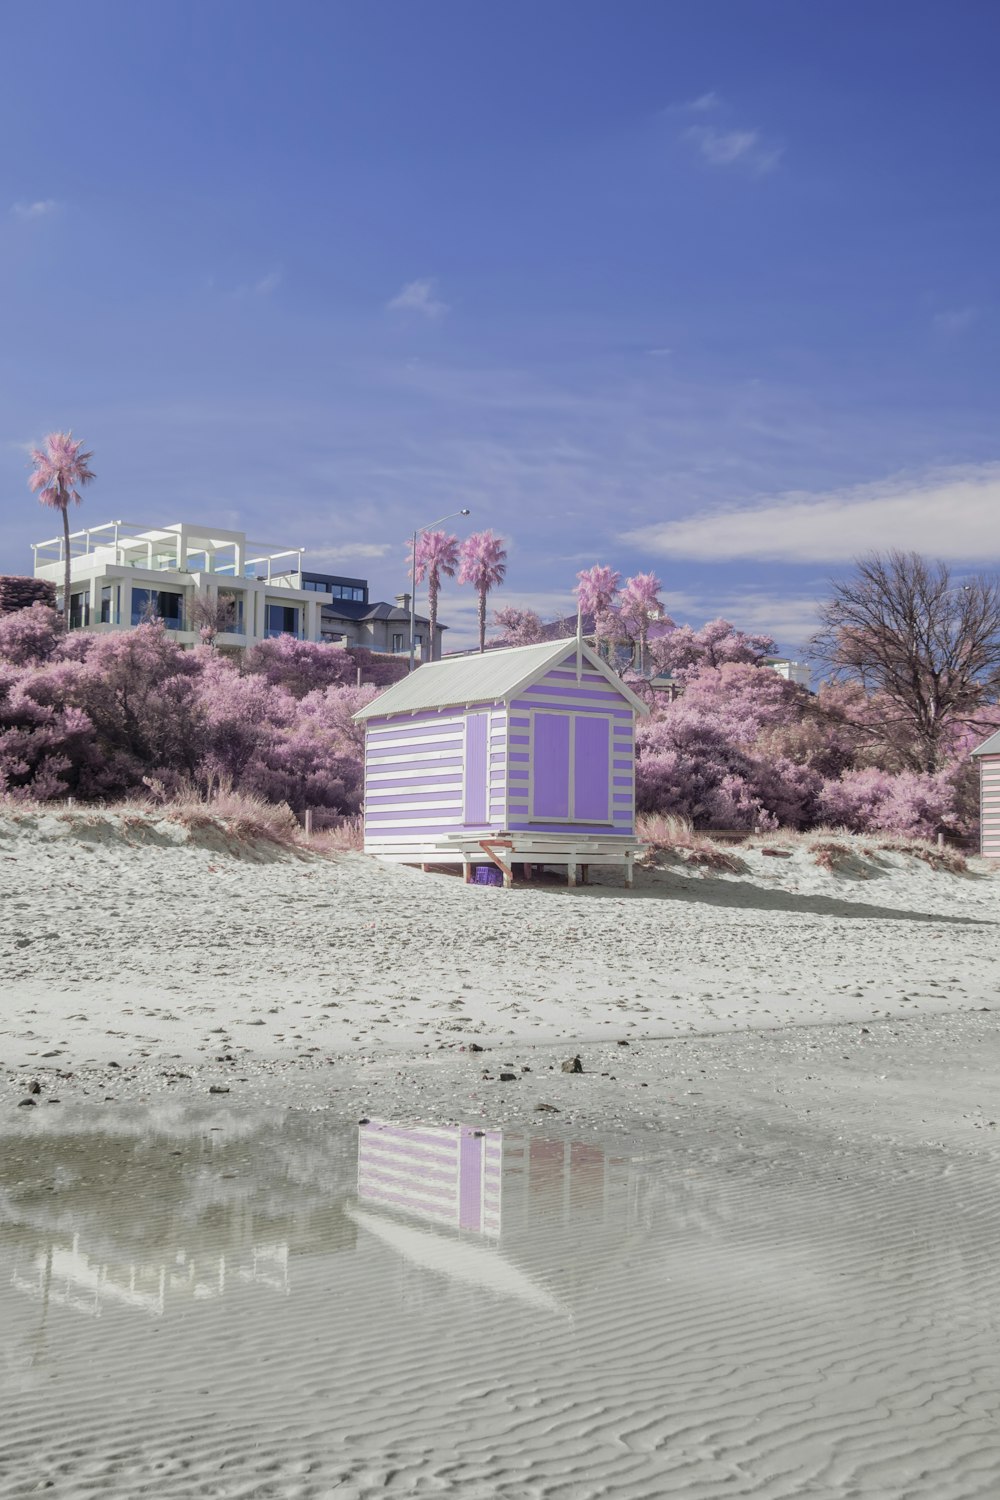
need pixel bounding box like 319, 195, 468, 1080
68, 591, 90, 630
391, 632, 404, 653
131, 588, 185, 629
99, 585, 119, 624
266, 604, 300, 638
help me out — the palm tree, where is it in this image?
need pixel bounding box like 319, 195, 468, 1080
28, 432, 96, 628
412, 530, 460, 662
458, 531, 508, 652
620, 571, 664, 676
575, 564, 621, 659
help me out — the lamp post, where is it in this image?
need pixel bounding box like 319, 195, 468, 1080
408, 508, 471, 672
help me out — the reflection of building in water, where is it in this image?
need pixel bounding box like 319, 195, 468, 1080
357, 1121, 502, 1236
354, 1122, 637, 1316
2, 1119, 358, 1326
9, 1232, 290, 1319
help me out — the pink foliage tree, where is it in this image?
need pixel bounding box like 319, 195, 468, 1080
28, 433, 97, 628
458, 531, 508, 652
649, 618, 777, 679
492, 606, 545, 647
411, 530, 460, 663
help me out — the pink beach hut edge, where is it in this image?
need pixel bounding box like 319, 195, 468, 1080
352, 637, 649, 886
971, 728, 1000, 858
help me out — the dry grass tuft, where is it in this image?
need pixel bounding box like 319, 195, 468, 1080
807, 838, 854, 872
636, 812, 746, 873
681, 844, 746, 874
876, 838, 967, 874
307, 815, 365, 854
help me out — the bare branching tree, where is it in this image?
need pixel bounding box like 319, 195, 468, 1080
190, 591, 238, 646
811, 550, 1000, 771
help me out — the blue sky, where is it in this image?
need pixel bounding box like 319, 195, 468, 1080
2, 0, 997, 652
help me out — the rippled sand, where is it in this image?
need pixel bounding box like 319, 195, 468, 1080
3, 1094, 1000, 1499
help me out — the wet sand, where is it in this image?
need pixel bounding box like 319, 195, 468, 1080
3, 1029, 1000, 1499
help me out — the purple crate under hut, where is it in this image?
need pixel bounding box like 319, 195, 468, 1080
971, 729, 1000, 858
352, 637, 648, 885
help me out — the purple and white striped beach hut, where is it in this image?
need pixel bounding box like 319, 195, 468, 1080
352, 637, 648, 885
971, 729, 1000, 858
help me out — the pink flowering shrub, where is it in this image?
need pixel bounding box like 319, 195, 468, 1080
243, 635, 358, 697
0, 603, 64, 667
0, 614, 386, 815
816, 766, 961, 839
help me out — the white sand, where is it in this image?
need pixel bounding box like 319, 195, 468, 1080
4, 810, 1000, 1497
1, 809, 998, 1078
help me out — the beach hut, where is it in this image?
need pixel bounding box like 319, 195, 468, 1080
352, 636, 648, 885
971, 729, 1000, 857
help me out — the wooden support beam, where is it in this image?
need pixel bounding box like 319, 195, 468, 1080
567, 862, 577, 888
479, 838, 514, 887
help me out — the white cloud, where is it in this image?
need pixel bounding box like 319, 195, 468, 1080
253, 270, 282, 297
624, 462, 1000, 564
933, 306, 977, 335
306, 542, 392, 564
386, 278, 448, 318
11, 199, 58, 220
683, 125, 782, 174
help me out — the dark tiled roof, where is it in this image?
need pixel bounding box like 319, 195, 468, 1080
321, 599, 439, 628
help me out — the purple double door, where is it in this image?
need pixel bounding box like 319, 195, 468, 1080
532, 712, 610, 823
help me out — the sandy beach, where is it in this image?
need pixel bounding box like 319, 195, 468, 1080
2, 808, 999, 1077
3, 809, 1000, 1498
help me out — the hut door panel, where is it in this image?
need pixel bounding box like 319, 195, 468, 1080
463, 713, 489, 824
532, 713, 571, 819
573, 716, 610, 821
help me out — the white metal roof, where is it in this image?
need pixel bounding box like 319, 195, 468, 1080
971, 729, 1000, 757
353, 637, 648, 721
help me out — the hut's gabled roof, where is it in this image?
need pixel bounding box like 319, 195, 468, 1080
971, 728, 1000, 756
353, 637, 649, 721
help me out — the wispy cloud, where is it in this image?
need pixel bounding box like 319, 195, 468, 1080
624, 462, 1000, 564
386, 278, 448, 318
933, 306, 978, 335
306, 542, 392, 564
233, 269, 282, 298
682, 124, 782, 175
11, 199, 58, 220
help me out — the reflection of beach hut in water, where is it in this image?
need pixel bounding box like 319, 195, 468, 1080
971, 729, 1000, 857
352, 636, 648, 885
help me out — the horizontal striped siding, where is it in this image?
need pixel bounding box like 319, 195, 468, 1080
983, 758, 1000, 854
358, 1122, 501, 1236
364, 710, 464, 836
511, 695, 633, 718
507, 821, 633, 836
365, 703, 504, 730
364, 706, 506, 840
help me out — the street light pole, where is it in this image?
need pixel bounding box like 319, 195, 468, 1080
407, 507, 471, 672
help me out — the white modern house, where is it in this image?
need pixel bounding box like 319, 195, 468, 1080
31, 519, 442, 655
